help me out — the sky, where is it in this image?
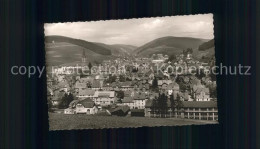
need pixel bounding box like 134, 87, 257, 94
44, 14, 214, 47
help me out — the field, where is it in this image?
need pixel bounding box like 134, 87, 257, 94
49, 113, 217, 130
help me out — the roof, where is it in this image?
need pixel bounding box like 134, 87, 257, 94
166, 82, 180, 90
68, 100, 80, 107
122, 97, 134, 103
178, 92, 190, 100
149, 93, 159, 99
124, 90, 133, 97
120, 81, 133, 87
145, 99, 171, 108
78, 89, 95, 96
193, 86, 209, 94
110, 106, 130, 113
133, 92, 146, 100
130, 109, 144, 113
182, 101, 217, 108
158, 80, 173, 86
145, 100, 217, 108
111, 82, 121, 88
91, 80, 101, 88
79, 77, 94, 84
93, 91, 115, 98
75, 82, 87, 89
77, 98, 95, 108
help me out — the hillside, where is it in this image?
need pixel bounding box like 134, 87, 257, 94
110, 44, 137, 55
94, 43, 137, 56
45, 35, 112, 55
45, 42, 115, 66
198, 39, 215, 51
45, 35, 215, 66
194, 39, 215, 60
133, 36, 209, 57
45, 36, 137, 66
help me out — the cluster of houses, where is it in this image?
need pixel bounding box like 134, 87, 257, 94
47, 52, 218, 121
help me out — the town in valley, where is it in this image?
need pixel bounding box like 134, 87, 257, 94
45, 14, 218, 129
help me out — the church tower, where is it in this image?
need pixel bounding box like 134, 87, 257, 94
82, 49, 86, 63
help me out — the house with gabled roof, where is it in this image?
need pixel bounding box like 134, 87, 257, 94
74, 98, 98, 114
109, 106, 130, 116
93, 91, 115, 106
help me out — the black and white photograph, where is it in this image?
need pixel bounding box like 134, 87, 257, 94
45, 13, 218, 130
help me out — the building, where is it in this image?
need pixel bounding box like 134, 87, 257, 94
192, 84, 210, 101
144, 100, 218, 121
91, 80, 102, 90
157, 80, 173, 90
109, 106, 130, 116
75, 98, 98, 114
166, 82, 180, 95
76, 89, 95, 98
133, 92, 147, 109
93, 91, 115, 106
182, 101, 218, 120
75, 82, 87, 93
121, 97, 134, 109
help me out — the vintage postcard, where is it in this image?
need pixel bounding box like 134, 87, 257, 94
45, 14, 218, 130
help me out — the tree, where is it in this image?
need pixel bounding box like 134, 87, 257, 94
187, 48, 193, 54
47, 98, 53, 112
119, 75, 126, 82
183, 48, 193, 56
168, 54, 176, 62
175, 94, 183, 117
58, 93, 74, 109
209, 86, 217, 98
105, 75, 117, 83
209, 68, 217, 81
151, 77, 159, 92
157, 93, 168, 118
116, 90, 124, 99
132, 67, 138, 73
88, 62, 92, 74
169, 94, 175, 117
196, 68, 206, 79
151, 97, 158, 117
